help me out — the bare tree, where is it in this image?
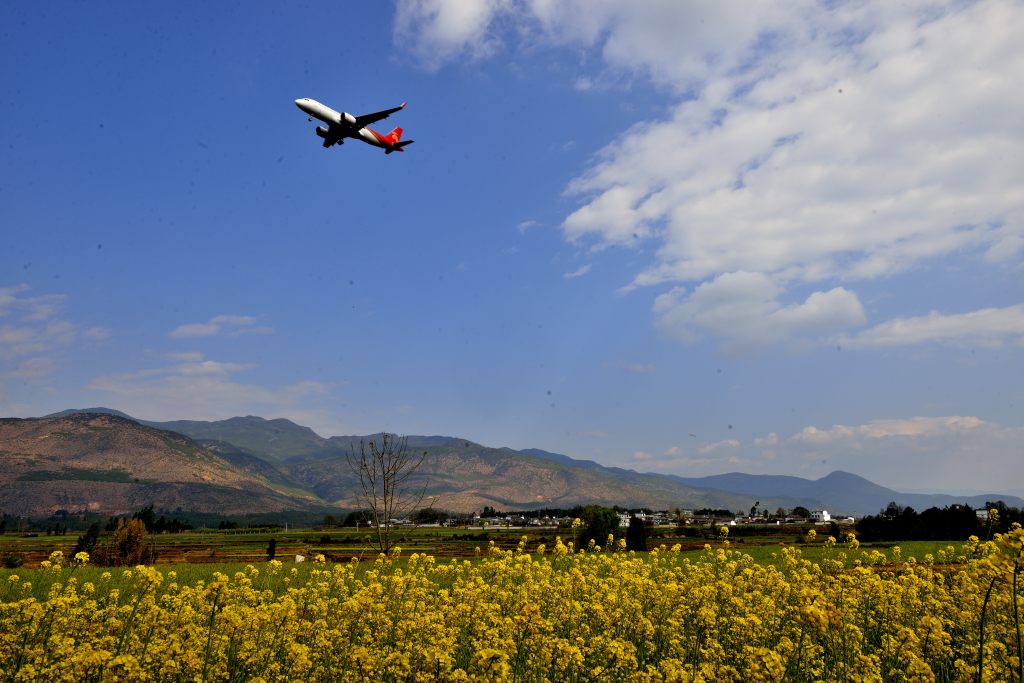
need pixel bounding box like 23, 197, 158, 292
347, 433, 428, 552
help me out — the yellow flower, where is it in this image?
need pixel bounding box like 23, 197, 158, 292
2, 521, 1021, 681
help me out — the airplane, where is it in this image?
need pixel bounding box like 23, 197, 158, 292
294, 98, 414, 154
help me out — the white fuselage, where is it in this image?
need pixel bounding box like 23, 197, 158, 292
294, 98, 384, 148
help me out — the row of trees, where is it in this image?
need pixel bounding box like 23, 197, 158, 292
745, 503, 814, 520
854, 501, 1022, 542
126, 505, 194, 534
1, 507, 195, 535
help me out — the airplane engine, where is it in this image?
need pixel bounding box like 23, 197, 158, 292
341, 112, 357, 126
315, 126, 329, 138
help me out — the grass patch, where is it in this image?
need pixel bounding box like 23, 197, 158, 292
166, 440, 200, 458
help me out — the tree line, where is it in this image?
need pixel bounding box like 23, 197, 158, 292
854, 501, 1021, 542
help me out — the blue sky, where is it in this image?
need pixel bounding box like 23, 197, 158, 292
2, 1, 1022, 494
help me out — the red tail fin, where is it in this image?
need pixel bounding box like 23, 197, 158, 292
384, 127, 403, 144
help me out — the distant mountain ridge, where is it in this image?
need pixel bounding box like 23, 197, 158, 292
1, 413, 325, 517
671, 471, 1022, 518
154, 416, 332, 463
44, 407, 136, 420
23, 407, 1023, 517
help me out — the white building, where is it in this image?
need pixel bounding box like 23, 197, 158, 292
810, 510, 831, 523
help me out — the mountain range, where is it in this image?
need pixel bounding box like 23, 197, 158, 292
0, 407, 1018, 519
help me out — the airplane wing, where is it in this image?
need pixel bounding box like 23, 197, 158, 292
354, 102, 406, 128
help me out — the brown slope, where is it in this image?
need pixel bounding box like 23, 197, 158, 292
0, 413, 325, 516
285, 442, 761, 514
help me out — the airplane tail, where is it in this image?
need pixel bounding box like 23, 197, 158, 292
383, 127, 413, 154
385, 140, 414, 155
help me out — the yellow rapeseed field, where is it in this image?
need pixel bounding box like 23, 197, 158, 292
2, 525, 1024, 681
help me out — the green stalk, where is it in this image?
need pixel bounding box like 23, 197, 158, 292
8, 607, 36, 683
1014, 558, 1023, 683
201, 591, 221, 681
114, 588, 149, 656
977, 576, 998, 683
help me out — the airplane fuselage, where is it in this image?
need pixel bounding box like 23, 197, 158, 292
295, 98, 408, 151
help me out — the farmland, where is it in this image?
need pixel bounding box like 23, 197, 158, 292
0, 521, 948, 569
2, 524, 1023, 681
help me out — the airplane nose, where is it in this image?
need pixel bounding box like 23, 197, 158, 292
294, 98, 304, 108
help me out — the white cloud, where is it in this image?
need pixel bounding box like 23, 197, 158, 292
0, 285, 29, 313
0, 286, 106, 386
639, 438, 761, 473
83, 326, 111, 341
394, 2, 1024, 349
697, 439, 740, 455
284, 380, 331, 400
516, 219, 540, 234
669, 416, 1023, 492
653, 272, 865, 349
20, 294, 66, 322
564, 2, 1023, 348
176, 359, 252, 376
618, 361, 655, 375
790, 416, 988, 444
89, 353, 337, 432
0, 285, 63, 322
577, 17, 1019, 272
987, 233, 1024, 263
563, 264, 591, 280
8, 357, 58, 379
0, 286, 78, 366
167, 351, 205, 362
409, 1, 797, 89
782, 415, 1024, 491
170, 315, 272, 339
558, 3, 1023, 270
0, 321, 73, 358
843, 305, 1024, 349
573, 77, 593, 92
394, 0, 511, 70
